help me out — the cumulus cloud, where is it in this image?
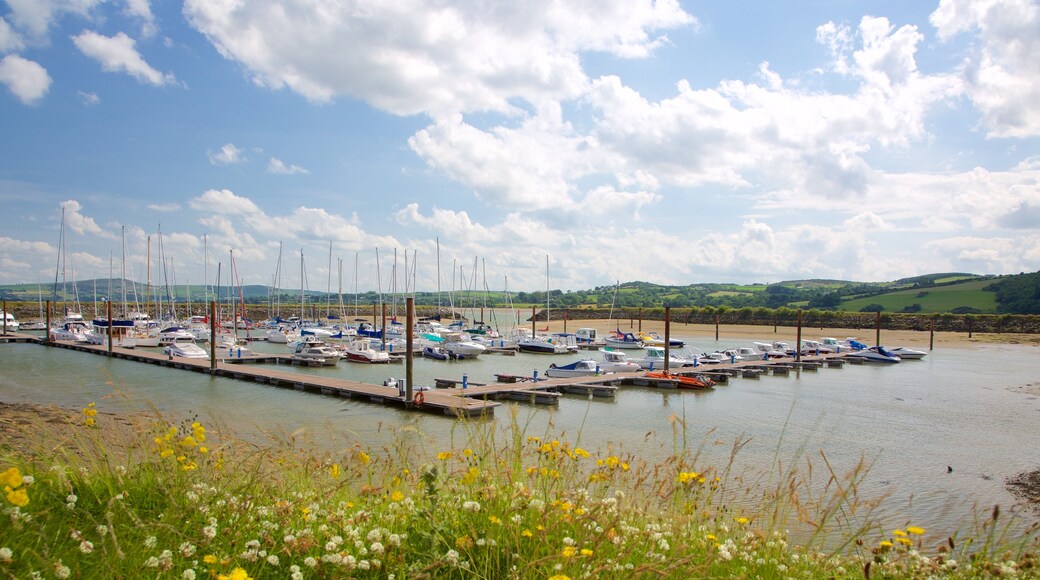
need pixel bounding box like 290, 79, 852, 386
207, 143, 247, 165
0, 17, 25, 52
189, 189, 262, 215
930, 0, 1040, 137
72, 30, 176, 86
266, 157, 308, 175
78, 90, 99, 105
0, 55, 51, 104
61, 200, 116, 239
183, 0, 693, 115
147, 202, 180, 212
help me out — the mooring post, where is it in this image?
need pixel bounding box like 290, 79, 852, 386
210, 300, 217, 372
968, 317, 973, 338
715, 314, 720, 341
638, 307, 642, 332
531, 306, 536, 336
2, 300, 6, 334
930, 317, 935, 351
796, 309, 802, 362
45, 301, 51, 343
107, 301, 113, 355
664, 307, 671, 372
875, 311, 881, 345
406, 297, 414, 405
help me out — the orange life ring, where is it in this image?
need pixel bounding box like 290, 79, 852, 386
414, 392, 425, 406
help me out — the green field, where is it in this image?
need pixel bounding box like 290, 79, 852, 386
840, 279, 998, 313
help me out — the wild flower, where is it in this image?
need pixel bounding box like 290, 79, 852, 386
357, 451, 371, 465
906, 526, 925, 535
0, 547, 12, 562
82, 403, 97, 426
182, 570, 196, 580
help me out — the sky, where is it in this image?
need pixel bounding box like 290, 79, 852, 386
0, 0, 1038, 295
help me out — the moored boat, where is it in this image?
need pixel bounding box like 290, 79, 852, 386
644, 371, 715, 389
163, 337, 210, 359
545, 359, 602, 378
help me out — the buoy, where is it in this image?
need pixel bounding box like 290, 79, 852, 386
414, 391, 425, 406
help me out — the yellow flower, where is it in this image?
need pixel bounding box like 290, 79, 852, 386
735, 517, 749, 525
180, 435, 197, 448
159, 449, 174, 459
199, 446, 209, 454
437, 451, 452, 461
5, 486, 29, 507
329, 464, 341, 479
181, 461, 197, 471
390, 490, 404, 502
896, 537, 913, 546
548, 576, 570, 580
0, 467, 22, 488
217, 568, 252, 580
203, 554, 218, 564
489, 515, 501, 525
906, 526, 925, 535
521, 530, 533, 538
561, 546, 576, 558
358, 451, 371, 465
878, 540, 893, 550
84, 417, 95, 427
706, 534, 716, 542
463, 448, 473, 457
892, 529, 907, 537
580, 548, 593, 556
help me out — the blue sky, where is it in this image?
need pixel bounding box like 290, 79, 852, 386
1, 0, 1038, 294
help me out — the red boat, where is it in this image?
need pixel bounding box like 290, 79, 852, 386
644, 371, 715, 390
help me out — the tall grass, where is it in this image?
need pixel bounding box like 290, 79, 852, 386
1, 403, 1036, 579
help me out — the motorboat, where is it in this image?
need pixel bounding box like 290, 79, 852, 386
344, 338, 391, 364
545, 359, 603, 378
644, 371, 715, 390
512, 328, 570, 354
753, 342, 787, 359
290, 337, 342, 365
265, 327, 299, 344
598, 348, 642, 373
635, 331, 685, 348
630, 346, 691, 370
422, 345, 455, 361
50, 317, 91, 342
550, 332, 581, 353
799, 339, 834, 355
158, 326, 197, 346
441, 333, 487, 359
163, 337, 210, 359
845, 346, 901, 363
886, 346, 927, 360
574, 328, 605, 347
1, 310, 19, 332
217, 338, 254, 358
603, 331, 643, 350
85, 319, 137, 348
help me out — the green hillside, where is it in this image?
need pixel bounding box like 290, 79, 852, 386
840, 278, 998, 314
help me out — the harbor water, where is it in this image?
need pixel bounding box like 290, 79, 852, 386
2, 330, 1039, 538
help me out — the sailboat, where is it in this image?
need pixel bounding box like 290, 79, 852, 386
516, 256, 569, 354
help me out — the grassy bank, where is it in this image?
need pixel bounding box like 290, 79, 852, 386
1, 403, 1037, 579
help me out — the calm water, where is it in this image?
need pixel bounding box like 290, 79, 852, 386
2, 330, 1039, 537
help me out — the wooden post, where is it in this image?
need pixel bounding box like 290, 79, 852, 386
563, 310, 567, 333
664, 307, 671, 372
46, 300, 51, 343
406, 297, 414, 406
381, 304, 387, 349
107, 301, 113, 355
637, 307, 642, 332
1, 300, 6, 334
210, 300, 217, 371
875, 311, 881, 345
929, 317, 935, 351
795, 309, 802, 362
967, 317, 973, 338
715, 314, 719, 341
531, 306, 536, 335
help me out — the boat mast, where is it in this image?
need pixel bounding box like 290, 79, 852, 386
353, 251, 359, 320
325, 241, 333, 321
300, 248, 305, 321
435, 237, 441, 318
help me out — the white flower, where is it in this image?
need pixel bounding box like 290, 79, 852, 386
144, 536, 158, 548
462, 501, 480, 512
203, 525, 217, 539
21, 476, 34, 485
180, 542, 196, 557
181, 570, 196, 580
370, 542, 384, 554
79, 541, 94, 554
96, 525, 108, 536
446, 549, 459, 565
145, 556, 160, 568
358, 560, 370, 570
366, 528, 382, 542
54, 563, 71, 579
0, 547, 11, 561
266, 554, 279, 566
304, 557, 317, 568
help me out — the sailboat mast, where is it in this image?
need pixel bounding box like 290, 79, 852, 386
326, 241, 333, 320
300, 249, 305, 320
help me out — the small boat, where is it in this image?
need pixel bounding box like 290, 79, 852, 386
630, 346, 691, 370
345, 338, 391, 364
603, 331, 643, 350
644, 371, 715, 390
635, 331, 685, 348
50, 317, 92, 342
512, 328, 570, 354
845, 346, 901, 363
217, 338, 254, 358
86, 318, 137, 348
158, 326, 196, 346
441, 333, 487, 359
598, 348, 642, 373
1, 310, 19, 333
422, 345, 455, 361
289, 337, 343, 365
574, 328, 605, 347
545, 359, 603, 378
163, 337, 210, 359
886, 346, 926, 360
753, 342, 787, 358
382, 377, 431, 391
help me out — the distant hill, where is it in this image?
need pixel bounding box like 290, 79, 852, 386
1, 272, 1037, 314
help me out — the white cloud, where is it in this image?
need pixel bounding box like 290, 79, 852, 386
183, 0, 693, 115
207, 143, 247, 165
0, 17, 25, 53
61, 199, 116, 239
189, 189, 262, 215
930, 0, 1040, 137
0, 55, 51, 104
266, 157, 308, 175
4, 0, 104, 40
147, 202, 180, 212
124, 0, 157, 37
78, 90, 99, 105
72, 30, 176, 86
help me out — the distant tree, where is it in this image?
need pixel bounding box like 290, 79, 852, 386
859, 304, 884, 312
901, 303, 922, 312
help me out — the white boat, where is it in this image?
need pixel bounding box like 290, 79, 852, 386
635, 331, 685, 348
574, 328, 605, 347
799, 339, 835, 355
545, 359, 603, 378
158, 326, 197, 346
753, 342, 787, 358
85, 319, 137, 348
217, 338, 254, 358
50, 314, 91, 342
630, 346, 691, 370
512, 328, 569, 354
441, 333, 487, 359
345, 338, 390, 364
550, 332, 581, 353
1, 310, 19, 332
289, 337, 342, 365
845, 346, 901, 363
163, 337, 210, 359
886, 346, 927, 360
598, 348, 642, 373
265, 327, 299, 344
603, 331, 644, 350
